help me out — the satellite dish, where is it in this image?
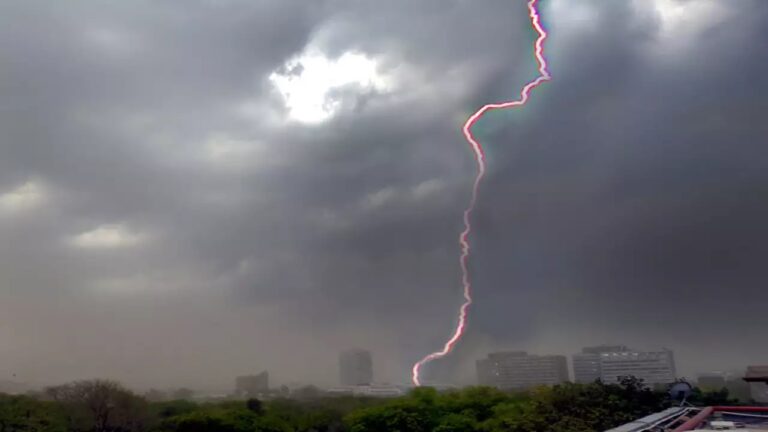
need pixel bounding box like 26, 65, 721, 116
669, 380, 693, 404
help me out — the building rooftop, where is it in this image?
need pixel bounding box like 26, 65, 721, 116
609, 406, 768, 431
745, 366, 768, 383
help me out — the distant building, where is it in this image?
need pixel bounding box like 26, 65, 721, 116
235, 371, 269, 397
726, 376, 752, 402
477, 351, 569, 390
0, 380, 30, 395
354, 384, 404, 397
744, 365, 768, 403
171, 388, 195, 400
598, 349, 676, 386
339, 349, 373, 386
697, 372, 727, 391
144, 389, 169, 402
327, 384, 404, 398
582, 345, 631, 355
572, 345, 629, 384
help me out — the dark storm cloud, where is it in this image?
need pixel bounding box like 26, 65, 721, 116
466, 0, 768, 378
1, 0, 766, 389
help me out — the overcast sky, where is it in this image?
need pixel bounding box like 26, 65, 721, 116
1, 0, 767, 391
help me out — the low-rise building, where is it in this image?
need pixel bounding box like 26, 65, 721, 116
744, 365, 768, 403
327, 384, 404, 398
697, 372, 727, 391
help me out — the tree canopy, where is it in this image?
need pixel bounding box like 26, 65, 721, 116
0, 377, 735, 432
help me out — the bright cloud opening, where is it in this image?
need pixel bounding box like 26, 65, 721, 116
359, 179, 446, 213
82, 27, 140, 60
70, 224, 146, 249
0, 180, 46, 214
269, 50, 392, 124
650, 0, 730, 41
204, 133, 264, 168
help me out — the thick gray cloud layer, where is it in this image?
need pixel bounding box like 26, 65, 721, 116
0, 0, 766, 390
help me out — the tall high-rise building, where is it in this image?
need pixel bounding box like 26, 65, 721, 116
476, 351, 569, 390
598, 349, 676, 386
235, 371, 269, 397
339, 349, 373, 386
572, 345, 629, 384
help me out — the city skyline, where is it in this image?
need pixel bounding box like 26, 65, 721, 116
2, 349, 766, 402
1, 339, 764, 393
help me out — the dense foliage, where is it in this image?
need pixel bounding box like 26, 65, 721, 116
343, 378, 665, 432
0, 377, 732, 432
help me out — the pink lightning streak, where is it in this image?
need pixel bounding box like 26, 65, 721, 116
411, 0, 551, 387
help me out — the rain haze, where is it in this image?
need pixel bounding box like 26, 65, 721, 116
1, 0, 767, 393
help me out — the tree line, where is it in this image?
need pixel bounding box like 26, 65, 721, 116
0, 377, 740, 432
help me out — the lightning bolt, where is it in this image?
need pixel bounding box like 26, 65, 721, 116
411, 0, 551, 387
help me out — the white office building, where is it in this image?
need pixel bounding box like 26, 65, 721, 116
572, 345, 629, 384
598, 349, 676, 386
